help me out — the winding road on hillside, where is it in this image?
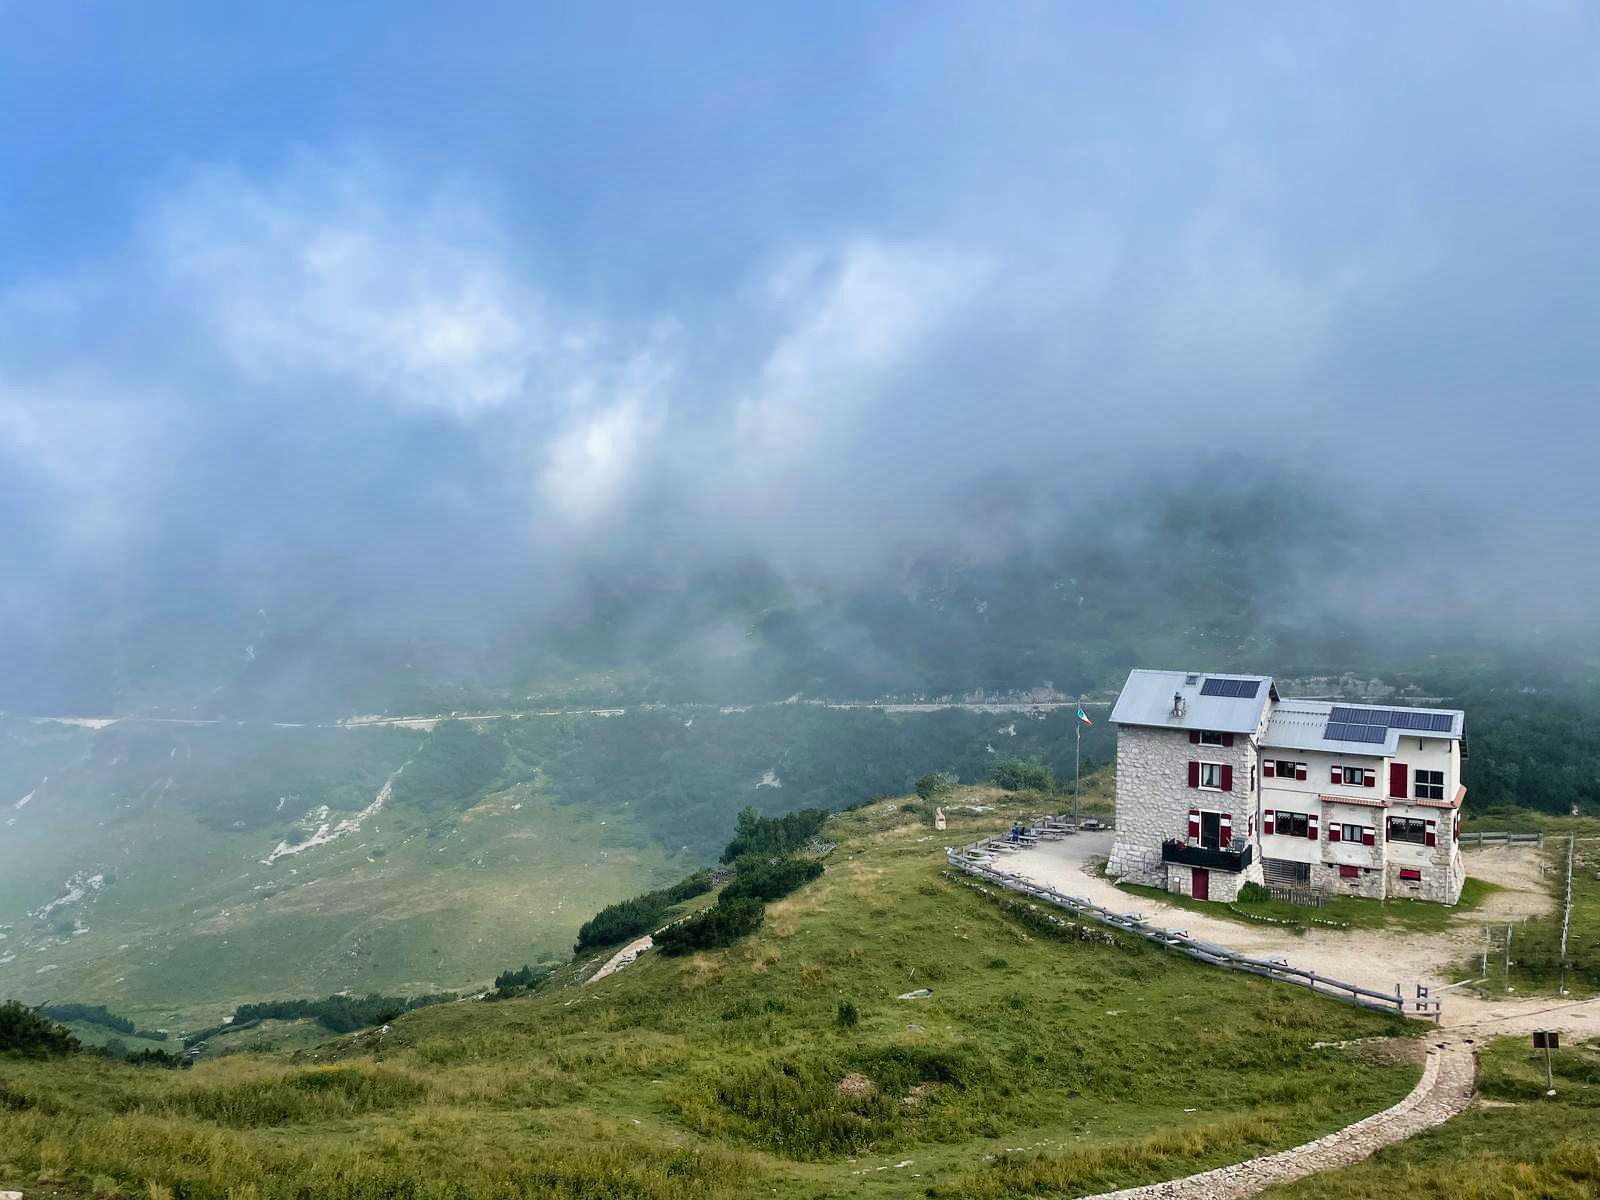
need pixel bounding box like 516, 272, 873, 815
28, 698, 1100, 732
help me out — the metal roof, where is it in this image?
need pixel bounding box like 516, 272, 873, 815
1263, 699, 1463, 756
1110, 669, 1275, 734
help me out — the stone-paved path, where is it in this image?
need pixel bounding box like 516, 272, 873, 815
1080, 1038, 1478, 1200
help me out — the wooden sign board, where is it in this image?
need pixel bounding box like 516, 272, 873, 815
1533, 1031, 1559, 1050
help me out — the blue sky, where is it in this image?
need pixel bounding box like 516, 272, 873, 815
1, 2, 1598, 678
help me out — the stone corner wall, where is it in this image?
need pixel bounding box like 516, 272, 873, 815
1310, 861, 1386, 899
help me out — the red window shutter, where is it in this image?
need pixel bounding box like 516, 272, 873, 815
1295, 765, 1308, 781
1188, 761, 1200, 788
1188, 809, 1200, 840
1425, 821, 1437, 847
1220, 816, 1233, 845
1363, 828, 1376, 846
1330, 766, 1342, 784
1307, 814, 1318, 840
1340, 864, 1359, 879
1363, 770, 1375, 788
1263, 761, 1275, 778
1329, 825, 1341, 842
1263, 810, 1275, 835
1400, 868, 1421, 882
1454, 818, 1460, 842
1220, 764, 1233, 792
1190, 730, 1201, 744
1389, 763, 1408, 798
1222, 732, 1234, 748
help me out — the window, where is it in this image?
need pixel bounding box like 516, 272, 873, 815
1199, 730, 1224, 746
1276, 811, 1310, 838
1335, 765, 1372, 786
1274, 760, 1298, 779
1399, 868, 1422, 882
1388, 816, 1428, 845
1414, 768, 1445, 801
1198, 762, 1222, 790
1339, 865, 1360, 879
1341, 823, 1363, 843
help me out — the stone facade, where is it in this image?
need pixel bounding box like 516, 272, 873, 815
1109, 725, 1264, 898
1309, 860, 1385, 899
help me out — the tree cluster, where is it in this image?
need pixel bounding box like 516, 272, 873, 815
572, 869, 715, 953
0, 1000, 81, 1057
990, 758, 1055, 792
654, 896, 765, 956
721, 806, 829, 862
720, 855, 824, 904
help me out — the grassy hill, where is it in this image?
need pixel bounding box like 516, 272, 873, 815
0, 798, 1425, 1199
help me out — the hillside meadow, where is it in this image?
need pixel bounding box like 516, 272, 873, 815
0, 797, 1423, 1199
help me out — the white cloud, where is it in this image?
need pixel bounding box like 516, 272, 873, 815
0, 368, 166, 548
735, 239, 990, 470
149, 159, 547, 420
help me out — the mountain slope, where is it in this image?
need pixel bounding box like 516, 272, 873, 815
0, 798, 1419, 1199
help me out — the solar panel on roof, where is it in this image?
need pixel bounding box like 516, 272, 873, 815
1200, 677, 1262, 698
1325, 722, 1388, 744
1388, 710, 1455, 733
1328, 705, 1372, 724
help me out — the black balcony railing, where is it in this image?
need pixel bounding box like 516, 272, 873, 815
1161, 839, 1254, 872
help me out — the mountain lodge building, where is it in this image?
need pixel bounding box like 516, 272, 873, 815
1106, 669, 1466, 904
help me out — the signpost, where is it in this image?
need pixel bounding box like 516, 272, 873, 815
1533, 1030, 1559, 1096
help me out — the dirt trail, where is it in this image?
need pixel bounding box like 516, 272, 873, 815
1000, 835, 1600, 1037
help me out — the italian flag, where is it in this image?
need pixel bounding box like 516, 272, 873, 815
1076, 707, 1093, 727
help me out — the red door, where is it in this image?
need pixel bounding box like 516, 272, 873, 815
1192, 867, 1210, 900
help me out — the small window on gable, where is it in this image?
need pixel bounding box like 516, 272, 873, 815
1199, 730, 1224, 746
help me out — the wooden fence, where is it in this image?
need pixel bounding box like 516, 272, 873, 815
946, 844, 1441, 1021
1459, 830, 1544, 847
1266, 884, 1329, 908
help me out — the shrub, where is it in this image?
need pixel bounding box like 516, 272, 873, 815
573, 867, 715, 953
836, 1000, 859, 1028
662, 870, 713, 903
493, 964, 549, 996
656, 897, 765, 956
182, 992, 455, 1047
1237, 882, 1271, 904
0, 1001, 80, 1057
39, 1002, 166, 1041
721, 856, 824, 904
991, 758, 1054, 792
916, 772, 957, 803
721, 806, 829, 863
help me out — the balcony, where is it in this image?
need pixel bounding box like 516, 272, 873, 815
1162, 839, 1254, 873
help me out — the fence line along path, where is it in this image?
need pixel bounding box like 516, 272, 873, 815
947, 840, 1442, 1020
1459, 830, 1543, 847
1076, 1038, 1477, 1200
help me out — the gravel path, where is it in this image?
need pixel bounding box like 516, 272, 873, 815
999, 835, 1600, 1036
1079, 1037, 1478, 1200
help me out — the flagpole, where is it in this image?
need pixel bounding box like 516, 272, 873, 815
1074, 704, 1081, 829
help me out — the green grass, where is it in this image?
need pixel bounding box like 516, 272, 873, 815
1260, 1036, 1600, 1200
1462, 832, 1600, 998
1115, 876, 1501, 936
0, 797, 1423, 1200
